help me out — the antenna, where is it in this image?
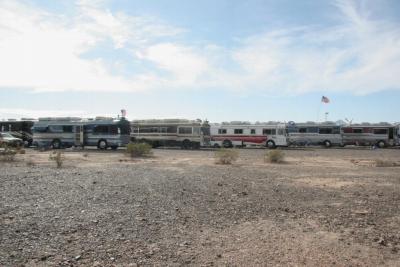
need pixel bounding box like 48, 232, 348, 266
345, 118, 353, 126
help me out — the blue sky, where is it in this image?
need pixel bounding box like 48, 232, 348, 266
0, 0, 399, 123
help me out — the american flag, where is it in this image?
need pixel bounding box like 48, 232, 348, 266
321, 96, 330, 103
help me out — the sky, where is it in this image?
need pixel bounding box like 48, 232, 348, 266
0, 0, 399, 123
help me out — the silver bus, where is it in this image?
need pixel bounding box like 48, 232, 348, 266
32, 117, 130, 149
342, 123, 398, 148
130, 119, 210, 149
286, 122, 343, 147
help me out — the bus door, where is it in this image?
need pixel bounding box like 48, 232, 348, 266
74, 125, 84, 146
275, 125, 288, 146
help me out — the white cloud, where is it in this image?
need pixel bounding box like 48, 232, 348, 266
0, 0, 399, 95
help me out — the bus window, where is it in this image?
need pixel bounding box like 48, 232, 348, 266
299, 128, 307, 133
93, 125, 109, 134
63, 126, 73, 133
234, 129, 243, 134
250, 129, 256, 134
109, 125, 119, 135
193, 127, 201, 135
373, 128, 388, 135
218, 129, 227, 134
319, 128, 333, 134
32, 126, 48, 133
179, 127, 192, 134
307, 127, 318, 133
49, 125, 63, 133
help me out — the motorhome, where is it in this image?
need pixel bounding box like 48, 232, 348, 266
0, 119, 35, 146
130, 119, 210, 149
342, 123, 398, 148
32, 117, 130, 149
210, 122, 287, 148
286, 122, 343, 147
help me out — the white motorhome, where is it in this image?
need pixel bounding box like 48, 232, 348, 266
130, 119, 210, 149
32, 117, 131, 149
210, 122, 287, 148
286, 122, 343, 147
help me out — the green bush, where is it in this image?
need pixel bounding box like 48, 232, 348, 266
126, 142, 153, 158
215, 148, 239, 165
49, 151, 64, 168
0, 144, 17, 162
265, 150, 285, 163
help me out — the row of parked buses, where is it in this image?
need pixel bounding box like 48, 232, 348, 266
0, 117, 399, 149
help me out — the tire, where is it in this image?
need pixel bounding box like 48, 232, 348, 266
323, 140, 332, 148
222, 140, 232, 148
182, 139, 191, 149
97, 139, 108, 150
266, 140, 276, 149
213, 143, 221, 148
377, 140, 386, 148
52, 139, 61, 149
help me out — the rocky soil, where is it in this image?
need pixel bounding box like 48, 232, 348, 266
1, 148, 400, 266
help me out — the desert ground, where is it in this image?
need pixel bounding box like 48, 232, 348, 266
1, 147, 400, 266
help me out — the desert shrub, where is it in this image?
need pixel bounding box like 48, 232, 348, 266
126, 142, 153, 158
26, 158, 36, 167
17, 148, 26, 154
82, 153, 89, 158
215, 148, 239, 165
49, 151, 65, 168
265, 150, 285, 163
0, 144, 17, 162
375, 159, 399, 167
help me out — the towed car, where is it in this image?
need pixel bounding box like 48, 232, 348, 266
0, 132, 23, 147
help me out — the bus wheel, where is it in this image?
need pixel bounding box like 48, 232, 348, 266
266, 140, 276, 149
377, 140, 386, 148
182, 139, 191, 149
192, 142, 200, 149
52, 139, 61, 149
222, 140, 232, 148
213, 143, 221, 148
324, 140, 332, 148
97, 139, 108, 150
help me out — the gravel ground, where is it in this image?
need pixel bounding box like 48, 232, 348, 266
1, 147, 400, 266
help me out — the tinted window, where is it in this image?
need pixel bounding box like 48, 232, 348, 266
234, 129, 243, 134
299, 128, 307, 133
109, 125, 119, 135
32, 126, 48, 133
353, 128, 362, 134
179, 127, 192, 134
49, 125, 63, 133
93, 125, 109, 134
250, 129, 256, 134
63, 126, 73, 133
307, 127, 318, 133
263, 129, 276, 135
218, 129, 227, 134
373, 128, 388, 135
319, 128, 333, 134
